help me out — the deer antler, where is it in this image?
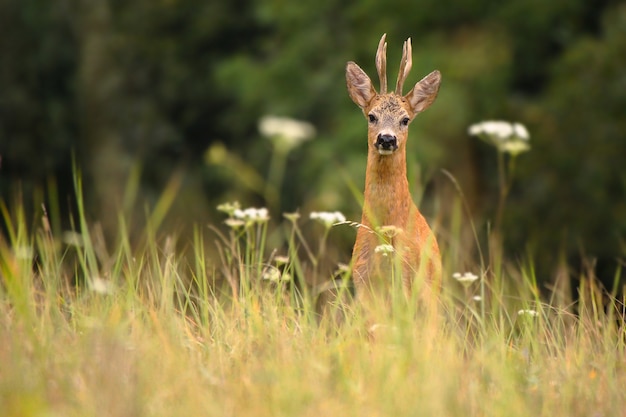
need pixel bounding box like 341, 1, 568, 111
376, 34, 388, 94
395, 38, 413, 95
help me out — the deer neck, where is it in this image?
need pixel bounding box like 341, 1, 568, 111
362, 147, 412, 229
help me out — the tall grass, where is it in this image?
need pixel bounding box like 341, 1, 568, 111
0, 176, 625, 417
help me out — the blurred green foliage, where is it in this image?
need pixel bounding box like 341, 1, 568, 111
0, 0, 624, 282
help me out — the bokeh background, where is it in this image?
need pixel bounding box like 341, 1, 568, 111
1, 0, 625, 287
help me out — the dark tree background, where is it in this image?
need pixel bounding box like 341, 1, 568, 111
1, 0, 624, 285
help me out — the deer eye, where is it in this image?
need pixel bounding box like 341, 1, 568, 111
368, 114, 378, 124
401, 117, 410, 127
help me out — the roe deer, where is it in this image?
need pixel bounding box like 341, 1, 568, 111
346, 34, 442, 300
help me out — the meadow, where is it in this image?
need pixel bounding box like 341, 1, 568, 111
2, 2, 624, 413
0, 189, 626, 416
1, 166, 625, 417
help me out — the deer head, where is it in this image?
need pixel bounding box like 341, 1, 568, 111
346, 34, 441, 156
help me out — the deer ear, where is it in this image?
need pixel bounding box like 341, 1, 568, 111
346, 61, 376, 110
404, 70, 441, 114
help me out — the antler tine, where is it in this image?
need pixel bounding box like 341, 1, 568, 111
395, 38, 413, 95
375, 34, 388, 94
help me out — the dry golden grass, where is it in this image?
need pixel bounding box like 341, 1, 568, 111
1, 193, 625, 417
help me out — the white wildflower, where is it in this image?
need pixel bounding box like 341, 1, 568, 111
274, 255, 290, 266
374, 244, 395, 256
310, 211, 346, 228
468, 120, 531, 155
224, 218, 245, 229
262, 267, 281, 283
473, 295, 482, 301
468, 121, 513, 140
513, 123, 529, 140
518, 309, 539, 317
453, 272, 480, 286
259, 115, 316, 153
262, 267, 290, 283
234, 207, 270, 223
217, 201, 241, 216
90, 277, 114, 295
376, 225, 402, 238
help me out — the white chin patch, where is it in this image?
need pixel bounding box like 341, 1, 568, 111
377, 149, 394, 156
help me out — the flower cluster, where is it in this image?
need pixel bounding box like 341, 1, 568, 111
374, 244, 395, 256
468, 120, 530, 155
518, 309, 539, 318
219, 202, 270, 229
216, 201, 241, 217
262, 266, 291, 283
234, 207, 269, 223
376, 225, 402, 238
453, 271, 480, 288
259, 115, 316, 153
90, 277, 115, 295
309, 211, 346, 229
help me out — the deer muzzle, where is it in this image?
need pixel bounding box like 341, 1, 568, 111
376, 134, 398, 154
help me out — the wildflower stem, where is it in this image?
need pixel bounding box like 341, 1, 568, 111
265, 146, 287, 213
492, 151, 514, 288
495, 152, 520, 237
313, 228, 330, 283
440, 169, 486, 281
480, 271, 485, 326
494, 150, 507, 235
284, 219, 309, 305
293, 221, 316, 265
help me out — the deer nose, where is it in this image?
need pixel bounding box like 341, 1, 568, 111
376, 134, 398, 151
